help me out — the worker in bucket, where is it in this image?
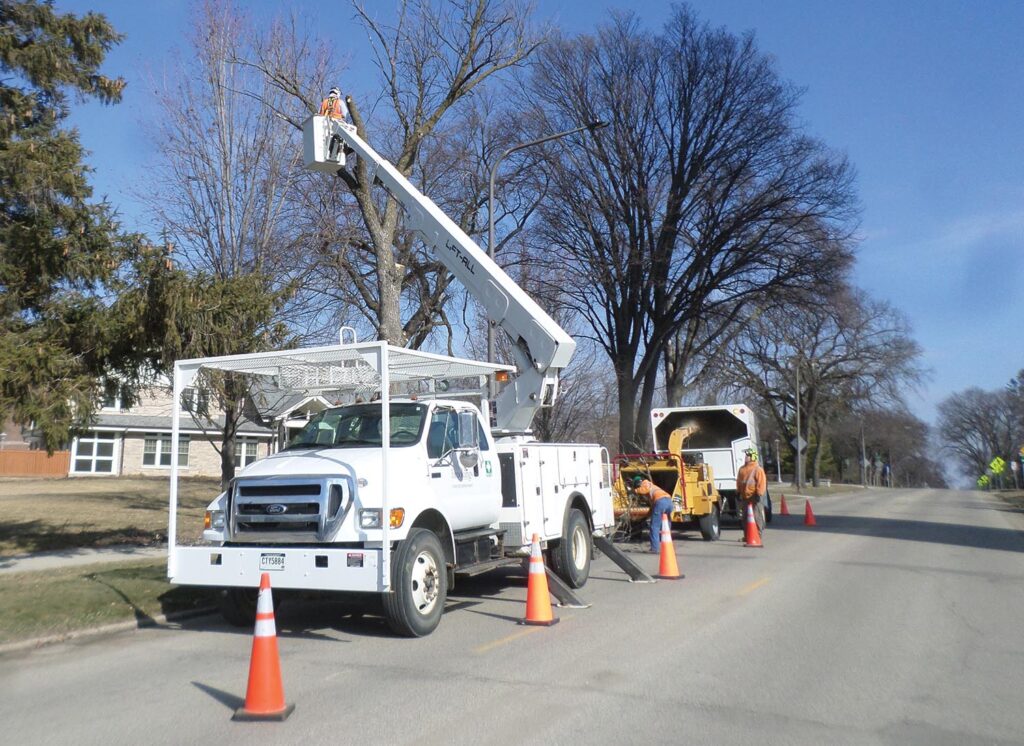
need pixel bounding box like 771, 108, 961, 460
319, 87, 347, 120
633, 475, 673, 554
319, 87, 348, 159
736, 448, 767, 538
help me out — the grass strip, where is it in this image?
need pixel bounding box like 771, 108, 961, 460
0, 559, 218, 644
0, 477, 216, 554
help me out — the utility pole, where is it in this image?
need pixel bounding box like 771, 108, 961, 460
775, 438, 781, 483
860, 423, 867, 487
795, 363, 802, 492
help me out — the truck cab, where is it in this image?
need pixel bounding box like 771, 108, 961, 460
203, 399, 500, 549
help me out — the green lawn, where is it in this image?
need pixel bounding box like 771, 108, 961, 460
0, 477, 222, 644
0, 559, 218, 644
0, 476, 217, 554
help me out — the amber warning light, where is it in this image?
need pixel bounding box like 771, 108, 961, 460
494, 371, 510, 383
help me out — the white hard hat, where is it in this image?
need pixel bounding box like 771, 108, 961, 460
329, 87, 340, 96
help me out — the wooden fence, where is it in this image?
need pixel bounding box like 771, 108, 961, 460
0, 450, 70, 477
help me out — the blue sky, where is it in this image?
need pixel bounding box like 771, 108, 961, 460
57, 1, 1024, 424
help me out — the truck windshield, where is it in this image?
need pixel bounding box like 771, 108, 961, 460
285, 402, 427, 450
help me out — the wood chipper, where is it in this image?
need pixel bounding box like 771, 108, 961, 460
613, 426, 723, 541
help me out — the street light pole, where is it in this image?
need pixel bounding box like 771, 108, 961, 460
795, 362, 802, 492
774, 438, 781, 484
486, 121, 607, 398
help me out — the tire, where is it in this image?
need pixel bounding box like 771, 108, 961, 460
698, 503, 721, 541
382, 528, 447, 637
549, 508, 592, 589
220, 586, 282, 627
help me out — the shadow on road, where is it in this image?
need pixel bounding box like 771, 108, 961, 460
192, 681, 244, 711
770, 513, 1024, 553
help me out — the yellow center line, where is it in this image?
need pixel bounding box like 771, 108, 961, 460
474, 621, 562, 654
738, 577, 771, 595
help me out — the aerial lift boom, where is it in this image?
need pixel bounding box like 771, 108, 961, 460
303, 115, 575, 433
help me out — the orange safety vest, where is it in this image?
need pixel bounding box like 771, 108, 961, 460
635, 479, 671, 504
319, 96, 344, 119
736, 462, 766, 500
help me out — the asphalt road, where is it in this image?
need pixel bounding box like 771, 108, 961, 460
3, 488, 1023, 745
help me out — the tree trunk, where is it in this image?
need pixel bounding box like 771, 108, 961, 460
634, 363, 660, 452
812, 429, 825, 487
664, 337, 684, 407
220, 404, 238, 492
616, 366, 638, 453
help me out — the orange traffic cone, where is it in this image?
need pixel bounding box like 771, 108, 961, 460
779, 494, 790, 516
232, 573, 294, 721
521, 534, 558, 626
804, 500, 817, 527
743, 503, 763, 548
656, 514, 683, 579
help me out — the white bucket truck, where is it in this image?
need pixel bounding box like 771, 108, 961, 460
167, 114, 644, 637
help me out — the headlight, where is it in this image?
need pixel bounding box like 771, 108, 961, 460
205, 510, 225, 530
359, 509, 382, 529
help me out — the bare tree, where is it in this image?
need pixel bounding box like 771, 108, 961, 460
938, 387, 1021, 484
721, 286, 924, 487
525, 8, 857, 451
142, 0, 303, 487
299, 92, 542, 351
244, 0, 544, 347
828, 407, 945, 488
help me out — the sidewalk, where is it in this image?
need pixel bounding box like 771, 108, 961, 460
0, 545, 167, 574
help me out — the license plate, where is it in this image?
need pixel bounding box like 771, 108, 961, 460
259, 553, 285, 571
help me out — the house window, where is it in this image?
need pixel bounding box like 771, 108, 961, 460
72, 433, 118, 474
234, 437, 260, 468
101, 391, 123, 411
143, 434, 190, 467
180, 387, 210, 414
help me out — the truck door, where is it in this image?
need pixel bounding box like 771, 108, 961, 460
426, 406, 495, 529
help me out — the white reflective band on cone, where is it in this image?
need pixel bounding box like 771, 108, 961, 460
256, 588, 274, 614
254, 616, 277, 637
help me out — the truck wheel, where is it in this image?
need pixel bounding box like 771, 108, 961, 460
698, 504, 721, 541
382, 529, 447, 637
220, 586, 282, 627
549, 508, 592, 589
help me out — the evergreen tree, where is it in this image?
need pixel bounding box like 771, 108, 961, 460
0, 1, 141, 450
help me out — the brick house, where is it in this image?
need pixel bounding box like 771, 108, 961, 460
68, 382, 332, 478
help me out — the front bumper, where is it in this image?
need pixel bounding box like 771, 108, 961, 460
168, 545, 383, 592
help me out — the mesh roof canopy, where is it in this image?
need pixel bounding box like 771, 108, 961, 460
176, 341, 516, 395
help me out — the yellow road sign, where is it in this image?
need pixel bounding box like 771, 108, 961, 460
990, 456, 1006, 474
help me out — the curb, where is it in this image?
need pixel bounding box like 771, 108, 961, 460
0, 606, 218, 657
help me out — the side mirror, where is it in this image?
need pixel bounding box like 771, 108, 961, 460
456, 411, 480, 469
457, 411, 479, 449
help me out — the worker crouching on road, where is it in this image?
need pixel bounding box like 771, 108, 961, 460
633, 476, 673, 554
736, 448, 766, 537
